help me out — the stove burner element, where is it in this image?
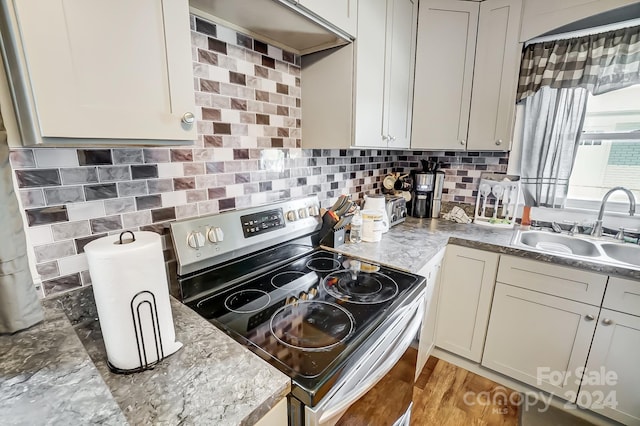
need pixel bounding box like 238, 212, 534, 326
306, 257, 341, 272
224, 289, 270, 314
270, 301, 354, 351
271, 271, 305, 288
322, 271, 399, 304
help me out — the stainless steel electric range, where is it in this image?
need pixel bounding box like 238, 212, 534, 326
170, 196, 426, 426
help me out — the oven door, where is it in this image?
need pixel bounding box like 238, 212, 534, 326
302, 291, 425, 426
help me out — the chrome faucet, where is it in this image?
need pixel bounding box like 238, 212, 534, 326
591, 187, 637, 238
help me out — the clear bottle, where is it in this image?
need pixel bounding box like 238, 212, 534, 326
350, 206, 362, 243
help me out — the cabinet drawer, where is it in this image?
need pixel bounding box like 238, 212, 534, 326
497, 256, 607, 305
604, 277, 640, 316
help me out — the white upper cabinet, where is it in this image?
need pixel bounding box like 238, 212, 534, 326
301, 0, 418, 149
411, 0, 478, 151
412, 0, 522, 151
0, 0, 196, 146
297, 0, 357, 37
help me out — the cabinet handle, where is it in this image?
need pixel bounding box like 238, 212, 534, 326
602, 318, 613, 326
584, 314, 595, 321
382, 135, 388, 141
459, 139, 466, 146
182, 112, 195, 124
390, 135, 396, 142
495, 139, 502, 146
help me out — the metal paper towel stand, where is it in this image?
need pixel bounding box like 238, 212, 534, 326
107, 232, 166, 374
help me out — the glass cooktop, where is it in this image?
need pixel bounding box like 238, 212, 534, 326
183, 249, 423, 392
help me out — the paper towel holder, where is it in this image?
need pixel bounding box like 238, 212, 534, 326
107, 289, 166, 374
115, 230, 136, 245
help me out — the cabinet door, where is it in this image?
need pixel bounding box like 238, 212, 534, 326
297, 0, 357, 37
467, 0, 521, 151
11, 0, 195, 143
579, 309, 640, 425
383, 0, 418, 149
482, 283, 599, 398
416, 251, 445, 379
436, 245, 499, 362
353, 0, 387, 148
254, 398, 288, 426
411, 0, 478, 150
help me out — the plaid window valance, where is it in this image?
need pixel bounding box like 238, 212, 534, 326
516, 25, 640, 102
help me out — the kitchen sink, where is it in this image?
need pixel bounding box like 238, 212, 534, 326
518, 232, 601, 257
600, 243, 640, 267
512, 230, 640, 269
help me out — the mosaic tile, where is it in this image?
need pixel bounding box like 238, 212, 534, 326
15, 169, 61, 188
89, 215, 123, 233
9, 149, 36, 168
74, 233, 106, 254
34, 240, 75, 263
136, 195, 162, 210
98, 165, 131, 182
143, 149, 170, 163
43, 273, 82, 296
131, 164, 159, 179
26, 205, 68, 226
20, 189, 46, 208
84, 183, 118, 201
112, 148, 143, 164
117, 181, 148, 197
77, 149, 112, 165
60, 167, 99, 184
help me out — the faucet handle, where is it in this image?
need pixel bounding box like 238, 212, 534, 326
551, 222, 563, 233
615, 227, 640, 242
563, 220, 580, 236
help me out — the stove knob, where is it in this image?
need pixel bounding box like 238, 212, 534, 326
286, 210, 298, 221
187, 231, 206, 249
207, 226, 225, 243
308, 205, 320, 217
298, 208, 308, 219
308, 287, 318, 299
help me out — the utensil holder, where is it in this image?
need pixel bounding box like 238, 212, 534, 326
473, 173, 521, 228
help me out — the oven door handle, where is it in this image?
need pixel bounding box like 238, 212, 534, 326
318, 298, 423, 424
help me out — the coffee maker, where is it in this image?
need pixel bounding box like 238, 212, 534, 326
411, 160, 445, 218
411, 171, 434, 218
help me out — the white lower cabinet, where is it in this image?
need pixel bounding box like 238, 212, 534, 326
254, 397, 288, 426
482, 283, 599, 398
416, 249, 445, 379
579, 311, 640, 424
435, 245, 499, 362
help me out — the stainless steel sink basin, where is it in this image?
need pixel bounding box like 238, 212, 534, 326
512, 229, 640, 269
517, 231, 601, 257
600, 243, 640, 267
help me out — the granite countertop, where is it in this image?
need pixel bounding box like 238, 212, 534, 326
0, 286, 290, 426
326, 217, 640, 280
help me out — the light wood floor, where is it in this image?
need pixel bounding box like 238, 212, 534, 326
412, 356, 520, 426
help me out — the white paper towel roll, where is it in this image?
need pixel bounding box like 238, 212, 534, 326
85, 231, 182, 372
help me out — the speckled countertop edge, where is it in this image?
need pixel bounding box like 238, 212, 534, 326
325, 218, 640, 281
1, 286, 291, 426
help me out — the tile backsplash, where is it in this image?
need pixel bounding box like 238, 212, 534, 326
8, 15, 508, 297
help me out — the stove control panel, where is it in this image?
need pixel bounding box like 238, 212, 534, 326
241, 209, 285, 238
171, 196, 322, 275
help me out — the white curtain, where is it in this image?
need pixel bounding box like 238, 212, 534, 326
520, 86, 589, 207
0, 114, 42, 334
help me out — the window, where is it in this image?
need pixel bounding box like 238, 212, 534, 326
567, 84, 640, 209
